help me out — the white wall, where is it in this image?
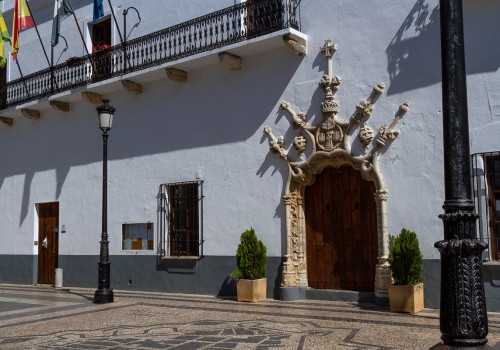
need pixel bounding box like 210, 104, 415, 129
1, 0, 499, 260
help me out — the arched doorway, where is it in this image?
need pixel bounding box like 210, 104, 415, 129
264, 39, 409, 300
305, 165, 377, 291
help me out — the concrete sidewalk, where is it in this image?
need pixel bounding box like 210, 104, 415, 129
0, 284, 498, 349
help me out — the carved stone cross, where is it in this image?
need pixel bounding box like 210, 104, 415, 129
320, 39, 337, 77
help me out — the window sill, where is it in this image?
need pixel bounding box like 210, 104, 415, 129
158, 256, 200, 274
120, 251, 156, 255
162, 256, 201, 260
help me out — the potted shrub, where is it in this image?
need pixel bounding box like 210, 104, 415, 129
231, 228, 267, 302
387, 228, 424, 313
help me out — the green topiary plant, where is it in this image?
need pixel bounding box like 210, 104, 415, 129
388, 228, 423, 285
231, 228, 267, 280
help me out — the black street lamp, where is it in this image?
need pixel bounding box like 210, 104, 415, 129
94, 99, 115, 304
123, 7, 141, 73
435, 0, 488, 346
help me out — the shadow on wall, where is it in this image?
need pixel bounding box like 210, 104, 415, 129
0, 47, 303, 227
386, 0, 500, 96
386, 0, 440, 95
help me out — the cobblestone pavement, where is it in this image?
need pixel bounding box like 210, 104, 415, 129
0, 285, 499, 349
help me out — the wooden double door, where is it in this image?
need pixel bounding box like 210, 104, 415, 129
305, 166, 377, 291
37, 202, 59, 285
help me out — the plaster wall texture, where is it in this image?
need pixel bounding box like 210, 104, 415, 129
0, 0, 499, 267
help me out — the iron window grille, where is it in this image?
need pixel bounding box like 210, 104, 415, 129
471, 152, 500, 261
159, 181, 204, 258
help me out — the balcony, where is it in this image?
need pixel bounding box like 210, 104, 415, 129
0, 0, 305, 119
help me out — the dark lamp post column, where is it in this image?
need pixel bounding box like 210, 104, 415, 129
94, 99, 115, 304
435, 0, 488, 346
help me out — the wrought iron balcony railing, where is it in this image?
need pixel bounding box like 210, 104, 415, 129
2, 0, 300, 109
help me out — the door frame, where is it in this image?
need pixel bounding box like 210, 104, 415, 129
280, 156, 392, 300
263, 38, 408, 301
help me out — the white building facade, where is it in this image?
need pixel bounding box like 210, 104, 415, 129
0, 0, 499, 310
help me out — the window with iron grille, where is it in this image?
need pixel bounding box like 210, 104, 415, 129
159, 181, 204, 257
472, 152, 500, 260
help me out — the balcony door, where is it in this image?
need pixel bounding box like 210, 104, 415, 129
90, 17, 112, 80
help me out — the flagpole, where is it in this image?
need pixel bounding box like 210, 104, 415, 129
24, 0, 51, 68
7, 38, 30, 97
50, 41, 54, 94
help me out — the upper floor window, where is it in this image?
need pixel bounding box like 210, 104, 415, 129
91, 17, 111, 52
160, 181, 204, 257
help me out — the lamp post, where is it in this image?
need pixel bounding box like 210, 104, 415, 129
94, 99, 115, 304
123, 7, 141, 73
435, 0, 488, 346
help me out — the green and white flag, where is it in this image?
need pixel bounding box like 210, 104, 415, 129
51, 0, 74, 47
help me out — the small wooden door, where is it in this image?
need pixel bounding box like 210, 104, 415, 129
305, 166, 377, 291
37, 202, 59, 285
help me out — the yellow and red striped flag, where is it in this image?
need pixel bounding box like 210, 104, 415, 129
11, 0, 34, 61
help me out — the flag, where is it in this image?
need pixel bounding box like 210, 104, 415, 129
93, 0, 104, 22
51, 0, 74, 47
0, 11, 10, 68
11, 0, 34, 61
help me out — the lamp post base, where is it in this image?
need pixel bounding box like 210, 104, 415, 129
94, 261, 114, 304
94, 288, 114, 304
439, 337, 488, 348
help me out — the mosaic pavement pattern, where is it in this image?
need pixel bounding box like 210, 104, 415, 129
0, 285, 499, 349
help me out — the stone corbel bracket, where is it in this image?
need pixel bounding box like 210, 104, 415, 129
0, 117, 13, 126
283, 33, 307, 56
219, 52, 242, 71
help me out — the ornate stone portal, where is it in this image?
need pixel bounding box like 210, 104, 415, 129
264, 39, 410, 301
